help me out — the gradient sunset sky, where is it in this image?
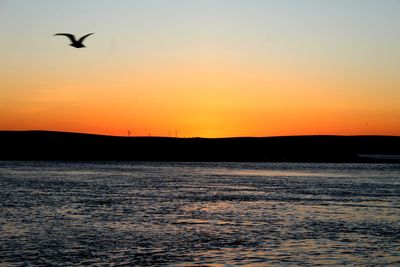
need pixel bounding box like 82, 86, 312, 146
0, 0, 399, 137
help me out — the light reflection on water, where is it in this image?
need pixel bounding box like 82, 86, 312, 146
0, 161, 399, 266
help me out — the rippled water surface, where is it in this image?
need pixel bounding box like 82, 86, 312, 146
1, 162, 400, 266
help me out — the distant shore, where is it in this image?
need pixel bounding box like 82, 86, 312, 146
0, 131, 399, 163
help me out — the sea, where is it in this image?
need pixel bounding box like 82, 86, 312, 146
1, 161, 399, 266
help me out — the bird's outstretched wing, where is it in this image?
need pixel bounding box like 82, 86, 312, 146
54, 33, 77, 42
78, 33, 94, 43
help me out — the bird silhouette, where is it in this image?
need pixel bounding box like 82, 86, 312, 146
54, 33, 94, 48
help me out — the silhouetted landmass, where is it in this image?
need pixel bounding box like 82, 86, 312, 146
0, 131, 399, 163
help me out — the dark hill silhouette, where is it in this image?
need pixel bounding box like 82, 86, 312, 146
0, 131, 399, 162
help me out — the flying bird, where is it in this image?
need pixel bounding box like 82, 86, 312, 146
54, 33, 94, 48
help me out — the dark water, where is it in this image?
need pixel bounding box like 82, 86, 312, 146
1, 162, 399, 266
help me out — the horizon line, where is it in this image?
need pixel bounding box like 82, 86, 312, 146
1, 130, 399, 139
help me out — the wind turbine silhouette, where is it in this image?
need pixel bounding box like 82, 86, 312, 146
54, 33, 94, 48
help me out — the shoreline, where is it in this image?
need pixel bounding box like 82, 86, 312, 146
1, 131, 399, 163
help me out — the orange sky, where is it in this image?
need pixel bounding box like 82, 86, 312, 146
0, 1, 399, 137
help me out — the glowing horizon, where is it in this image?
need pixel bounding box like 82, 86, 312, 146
1, 0, 399, 137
